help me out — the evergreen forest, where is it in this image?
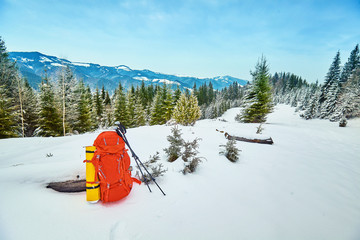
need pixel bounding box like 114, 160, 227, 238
1, 36, 359, 138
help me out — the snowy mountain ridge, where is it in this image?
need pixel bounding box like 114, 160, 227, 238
9, 51, 248, 91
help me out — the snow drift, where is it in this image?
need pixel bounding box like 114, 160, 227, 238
0, 105, 359, 240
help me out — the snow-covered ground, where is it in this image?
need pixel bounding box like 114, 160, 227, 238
0, 105, 359, 240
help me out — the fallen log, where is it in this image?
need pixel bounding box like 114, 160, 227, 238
225, 132, 274, 145
47, 179, 86, 193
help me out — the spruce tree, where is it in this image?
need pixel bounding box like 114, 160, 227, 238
0, 37, 18, 98
301, 86, 321, 120
21, 79, 39, 136
164, 125, 184, 162
37, 76, 62, 136
173, 86, 182, 104
93, 87, 104, 128
0, 85, 18, 138
320, 80, 340, 119
124, 91, 136, 128
220, 139, 240, 162
340, 44, 360, 85
102, 90, 113, 128
74, 80, 92, 133
237, 56, 273, 123
161, 84, 174, 122
333, 68, 360, 119
114, 83, 128, 126
172, 93, 201, 126
57, 66, 78, 135
319, 51, 341, 104
319, 51, 341, 119
172, 93, 187, 125
134, 95, 146, 127
187, 93, 201, 125
150, 91, 165, 125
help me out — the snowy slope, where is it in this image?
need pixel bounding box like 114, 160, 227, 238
0, 105, 359, 240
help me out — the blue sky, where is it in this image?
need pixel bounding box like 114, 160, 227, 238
1, 0, 359, 82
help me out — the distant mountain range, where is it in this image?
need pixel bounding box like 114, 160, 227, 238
9, 51, 248, 92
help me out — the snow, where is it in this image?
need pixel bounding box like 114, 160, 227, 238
0, 105, 359, 240
39, 56, 52, 63
51, 63, 65, 67
152, 79, 180, 85
19, 57, 34, 63
72, 62, 90, 67
116, 65, 131, 71
133, 76, 150, 81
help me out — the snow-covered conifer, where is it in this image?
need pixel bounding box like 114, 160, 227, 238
57, 66, 78, 135
182, 138, 202, 174
219, 139, 240, 162
340, 44, 359, 85
0, 85, 18, 138
93, 87, 104, 128
164, 125, 184, 162
114, 83, 128, 127
37, 76, 62, 136
73, 80, 92, 133
150, 91, 165, 125
134, 95, 146, 127
237, 56, 273, 123
172, 93, 201, 126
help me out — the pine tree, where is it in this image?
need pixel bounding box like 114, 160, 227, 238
102, 90, 113, 128
319, 51, 341, 119
220, 139, 240, 162
172, 93, 187, 125
319, 51, 341, 104
0, 37, 19, 138
182, 138, 202, 174
340, 44, 360, 85
114, 83, 128, 126
134, 95, 146, 127
93, 87, 104, 128
172, 93, 201, 126
150, 91, 165, 125
164, 125, 184, 162
173, 86, 182, 104
301, 86, 321, 120
333, 67, 360, 119
0, 85, 18, 138
208, 81, 215, 103
37, 76, 62, 136
101, 85, 106, 101
124, 91, 136, 128
21, 79, 39, 136
237, 56, 273, 123
74, 80, 92, 133
161, 84, 174, 122
0, 37, 18, 98
187, 93, 201, 125
320, 80, 340, 119
57, 66, 78, 135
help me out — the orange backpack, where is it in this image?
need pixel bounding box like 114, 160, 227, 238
91, 131, 141, 203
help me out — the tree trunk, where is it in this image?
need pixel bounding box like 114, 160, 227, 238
224, 132, 274, 145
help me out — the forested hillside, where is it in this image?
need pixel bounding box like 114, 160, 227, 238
1, 36, 359, 139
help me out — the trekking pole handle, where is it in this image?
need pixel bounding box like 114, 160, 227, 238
115, 121, 127, 135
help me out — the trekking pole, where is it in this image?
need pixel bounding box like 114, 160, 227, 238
115, 125, 152, 193
115, 123, 166, 196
